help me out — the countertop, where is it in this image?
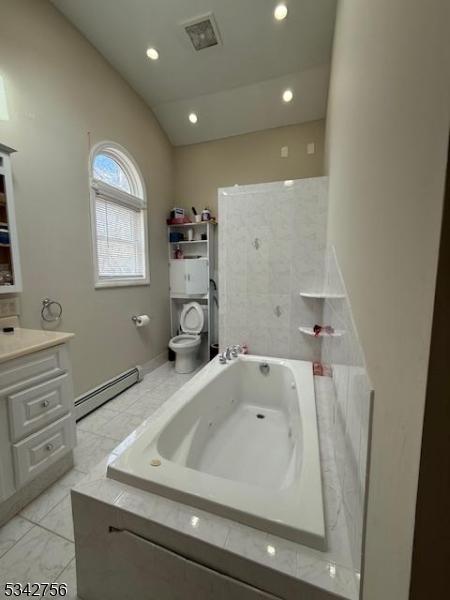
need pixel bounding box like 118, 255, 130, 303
0, 328, 74, 363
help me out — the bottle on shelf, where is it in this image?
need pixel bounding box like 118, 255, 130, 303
201, 208, 211, 221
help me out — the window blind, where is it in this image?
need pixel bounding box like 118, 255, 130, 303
95, 195, 146, 280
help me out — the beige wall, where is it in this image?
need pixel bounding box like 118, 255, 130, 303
174, 120, 325, 216
0, 0, 174, 395
326, 1, 449, 599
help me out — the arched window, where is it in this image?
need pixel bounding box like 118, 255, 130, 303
90, 142, 149, 287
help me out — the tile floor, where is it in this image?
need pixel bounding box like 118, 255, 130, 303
0, 361, 199, 599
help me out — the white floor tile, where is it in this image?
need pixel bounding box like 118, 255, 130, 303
124, 394, 165, 419
122, 366, 200, 421
54, 558, 78, 598
150, 382, 182, 404
76, 407, 120, 435
132, 375, 164, 394
96, 413, 143, 441
0, 526, 74, 586
40, 497, 74, 542
0, 517, 33, 559
105, 388, 143, 412
73, 430, 117, 473
20, 469, 86, 523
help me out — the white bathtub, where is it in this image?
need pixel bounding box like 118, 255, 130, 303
108, 355, 326, 550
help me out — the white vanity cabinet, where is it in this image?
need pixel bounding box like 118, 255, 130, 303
0, 341, 76, 508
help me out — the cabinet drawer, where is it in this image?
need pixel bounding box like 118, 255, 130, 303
12, 414, 76, 487
8, 374, 73, 442
0, 345, 70, 397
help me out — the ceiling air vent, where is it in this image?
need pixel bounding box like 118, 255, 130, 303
183, 13, 221, 51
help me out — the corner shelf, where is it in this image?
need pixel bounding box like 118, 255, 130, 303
169, 257, 208, 262
299, 292, 345, 299
169, 240, 207, 244
299, 326, 344, 338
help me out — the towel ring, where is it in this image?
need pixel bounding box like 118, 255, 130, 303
41, 298, 62, 323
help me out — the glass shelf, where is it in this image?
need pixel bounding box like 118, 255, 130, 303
299, 292, 345, 299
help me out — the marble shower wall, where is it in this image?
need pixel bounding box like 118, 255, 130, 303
218, 177, 328, 360
321, 246, 374, 575
219, 180, 373, 579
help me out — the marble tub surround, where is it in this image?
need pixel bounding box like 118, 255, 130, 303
72, 374, 359, 600
321, 247, 374, 576
218, 178, 328, 361
0, 328, 74, 363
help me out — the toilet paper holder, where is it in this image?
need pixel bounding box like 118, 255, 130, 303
131, 315, 151, 326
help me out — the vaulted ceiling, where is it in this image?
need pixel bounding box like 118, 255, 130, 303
51, 0, 337, 145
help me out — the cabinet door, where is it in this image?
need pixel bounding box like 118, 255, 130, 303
185, 260, 208, 295
79, 528, 280, 600
169, 260, 187, 295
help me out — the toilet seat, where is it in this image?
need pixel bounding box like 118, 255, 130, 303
180, 302, 204, 334
170, 334, 200, 349
169, 302, 204, 374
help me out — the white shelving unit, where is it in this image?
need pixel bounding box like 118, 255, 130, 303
0, 143, 22, 293
168, 221, 217, 363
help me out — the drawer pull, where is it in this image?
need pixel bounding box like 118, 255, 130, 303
41, 399, 50, 408
45, 443, 54, 452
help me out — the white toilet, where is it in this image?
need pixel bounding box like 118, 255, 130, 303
169, 302, 205, 373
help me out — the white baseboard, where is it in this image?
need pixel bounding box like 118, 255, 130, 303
75, 367, 140, 420
75, 352, 168, 421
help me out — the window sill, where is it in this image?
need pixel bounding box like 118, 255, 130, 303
95, 278, 150, 289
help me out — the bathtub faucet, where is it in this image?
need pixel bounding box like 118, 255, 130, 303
225, 345, 242, 360
219, 345, 243, 363
230, 344, 243, 358
218, 352, 227, 364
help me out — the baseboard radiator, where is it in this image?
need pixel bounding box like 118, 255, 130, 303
75, 366, 142, 421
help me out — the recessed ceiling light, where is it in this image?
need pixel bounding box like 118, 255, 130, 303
146, 47, 159, 60
274, 4, 288, 21
282, 88, 293, 103
188, 112, 198, 124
